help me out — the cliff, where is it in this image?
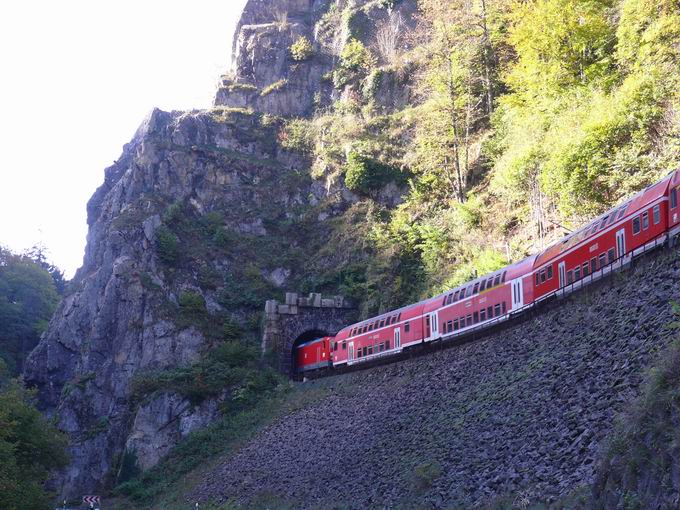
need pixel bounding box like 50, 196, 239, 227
23, 108, 351, 495
24, 0, 418, 496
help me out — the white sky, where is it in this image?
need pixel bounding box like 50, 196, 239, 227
0, 0, 248, 278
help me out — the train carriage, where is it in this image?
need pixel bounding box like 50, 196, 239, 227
295, 336, 332, 373
331, 302, 424, 366
295, 170, 680, 377
532, 171, 679, 302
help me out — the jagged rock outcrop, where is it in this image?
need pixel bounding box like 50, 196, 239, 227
23, 0, 417, 498
215, 0, 417, 116
23, 107, 352, 497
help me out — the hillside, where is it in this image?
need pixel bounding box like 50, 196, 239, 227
118, 249, 680, 509
21, 0, 680, 506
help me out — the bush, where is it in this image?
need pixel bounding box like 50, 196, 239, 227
344, 149, 403, 194
155, 226, 180, 265
260, 79, 288, 96
290, 36, 314, 61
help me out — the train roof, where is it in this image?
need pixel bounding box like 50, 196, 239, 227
335, 300, 425, 340
296, 336, 329, 348
534, 172, 674, 268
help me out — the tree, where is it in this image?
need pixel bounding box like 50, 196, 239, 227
0, 360, 68, 510
0, 247, 60, 375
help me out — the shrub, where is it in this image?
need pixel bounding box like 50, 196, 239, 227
279, 119, 315, 154
155, 226, 180, 265
260, 79, 288, 96
344, 149, 403, 194
290, 36, 314, 61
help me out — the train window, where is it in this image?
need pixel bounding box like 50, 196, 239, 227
590, 257, 596, 273
453, 290, 459, 301
479, 309, 486, 321
368, 345, 373, 356
494, 304, 501, 316
342, 341, 347, 350
574, 266, 581, 281
480, 280, 486, 292
466, 286, 473, 297
493, 275, 501, 286
567, 271, 573, 285
487, 306, 493, 318
385, 340, 390, 350
502, 302, 507, 314
642, 211, 649, 230
608, 213, 617, 226
379, 343, 384, 352
487, 278, 494, 288
397, 313, 401, 321
443, 295, 449, 306
653, 204, 661, 225
379, 319, 385, 328
535, 273, 540, 286
502, 271, 507, 282
369, 323, 375, 331
672, 188, 678, 209
600, 216, 609, 229
608, 248, 616, 262
473, 283, 479, 294
447, 320, 453, 333
540, 270, 546, 283
633, 216, 641, 234
453, 319, 459, 330
599, 253, 607, 268
404, 321, 410, 332
547, 266, 553, 279
473, 312, 479, 324
333, 342, 337, 352
466, 314, 472, 326
582, 263, 588, 277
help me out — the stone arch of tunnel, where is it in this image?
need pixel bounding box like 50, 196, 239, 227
262, 293, 358, 376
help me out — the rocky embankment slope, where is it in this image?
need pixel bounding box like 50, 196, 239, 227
192, 250, 680, 508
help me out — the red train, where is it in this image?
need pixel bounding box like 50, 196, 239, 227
296, 170, 680, 375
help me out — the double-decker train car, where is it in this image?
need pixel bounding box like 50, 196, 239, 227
295, 170, 680, 376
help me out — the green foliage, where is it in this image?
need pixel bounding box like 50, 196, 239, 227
260, 79, 288, 96
344, 149, 404, 194
333, 39, 376, 88
155, 226, 180, 265
131, 340, 279, 406
0, 374, 68, 510
0, 248, 60, 375
597, 335, 680, 508
289, 36, 314, 61
279, 118, 316, 154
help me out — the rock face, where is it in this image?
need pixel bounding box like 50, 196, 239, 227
22, 107, 353, 496
190, 251, 680, 508
215, 0, 417, 116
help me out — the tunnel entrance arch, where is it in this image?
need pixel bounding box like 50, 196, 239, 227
262, 293, 357, 376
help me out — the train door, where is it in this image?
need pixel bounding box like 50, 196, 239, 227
348, 342, 355, 362
511, 278, 523, 311
616, 229, 626, 260
558, 262, 566, 288
394, 327, 401, 350
427, 312, 439, 340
